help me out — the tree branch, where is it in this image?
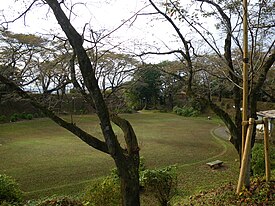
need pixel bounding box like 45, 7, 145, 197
0, 0, 39, 29
253, 49, 275, 93
138, 50, 187, 59
0, 73, 109, 154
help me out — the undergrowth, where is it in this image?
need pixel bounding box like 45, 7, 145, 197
183, 178, 275, 206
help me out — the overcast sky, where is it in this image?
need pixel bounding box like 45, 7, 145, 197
0, 0, 217, 63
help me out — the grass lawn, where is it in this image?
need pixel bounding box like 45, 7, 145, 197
0, 112, 239, 202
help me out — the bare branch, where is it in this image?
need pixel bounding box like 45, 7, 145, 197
148, 0, 191, 56
97, 4, 150, 43
139, 50, 187, 59
0, 73, 109, 154
0, 0, 39, 29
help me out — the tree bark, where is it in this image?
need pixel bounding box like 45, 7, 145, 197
45, 1, 141, 205
117, 158, 140, 206
111, 114, 140, 205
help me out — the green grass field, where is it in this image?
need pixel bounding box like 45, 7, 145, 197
0, 112, 240, 202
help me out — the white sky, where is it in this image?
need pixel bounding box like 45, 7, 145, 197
0, 0, 218, 63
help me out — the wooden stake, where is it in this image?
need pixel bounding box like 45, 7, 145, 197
237, 118, 254, 194
263, 117, 271, 182
242, 0, 249, 155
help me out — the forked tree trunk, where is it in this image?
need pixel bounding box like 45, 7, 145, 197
111, 115, 141, 205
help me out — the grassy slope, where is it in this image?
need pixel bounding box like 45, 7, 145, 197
0, 112, 239, 201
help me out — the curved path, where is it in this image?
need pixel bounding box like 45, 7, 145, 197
178, 125, 231, 168
213, 126, 230, 140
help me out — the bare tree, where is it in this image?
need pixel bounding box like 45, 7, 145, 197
147, 0, 275, 157
0, 1, 142, 205
144, 0, 275, 190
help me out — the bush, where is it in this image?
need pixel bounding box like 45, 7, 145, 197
173, 106, 199, 117
186, 179, 275, 206
140, 165, 178, 206
84, 176, 121, 206
0, 115, 7, 123
187, 98, 207, 113
19, 113, 28, 120
26, 114, 33, 120
252, 143, 275, 176
8, 113, 34, 122
139, 156, 146, 172
0, 174, 23, 204
10, 114, 19, 122
35, 196, 84, 206
84, 157, 147, 206
0, 201, 21, 206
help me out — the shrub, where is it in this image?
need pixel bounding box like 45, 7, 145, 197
36, 196, 84, 206
187, 98, 207, 113
251, 143, 275, 176
0, 201, 20, 206
83, 176, 121, 206
0, 115, 7, 123
0, 174, 22, 204
26, 114, 33, 120
10, 114, 19, 122
173, 106, 199, 117
84, 156, 146, 206
19, 113, 28, 120
139, 156, 146, 172
140, 165, 178, 206
187, 179, 275, 205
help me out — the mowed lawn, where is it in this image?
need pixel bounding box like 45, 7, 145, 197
0, 112, 239, 199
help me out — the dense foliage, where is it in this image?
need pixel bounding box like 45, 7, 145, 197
173, 106, 199, 117
83, 158, 178, 206
252, 143, 275, 176
83, 176, 121, 206
140, 166, 178, 206
0, 174, 22, 204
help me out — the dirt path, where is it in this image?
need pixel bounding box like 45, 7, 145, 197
177, 125, 231, 169
213, 126, 230, 140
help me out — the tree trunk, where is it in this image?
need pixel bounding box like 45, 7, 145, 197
42, 2, 142, 205
112, 144, 140, 206
208, 100, 241, 153
168, 93, 174, 110
117, 159, 140, 206
111, 114, 140, 205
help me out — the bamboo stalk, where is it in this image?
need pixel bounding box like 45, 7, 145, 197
242, 0, 249, 155
263, 117, 271, 182
237, 118, 254, 194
